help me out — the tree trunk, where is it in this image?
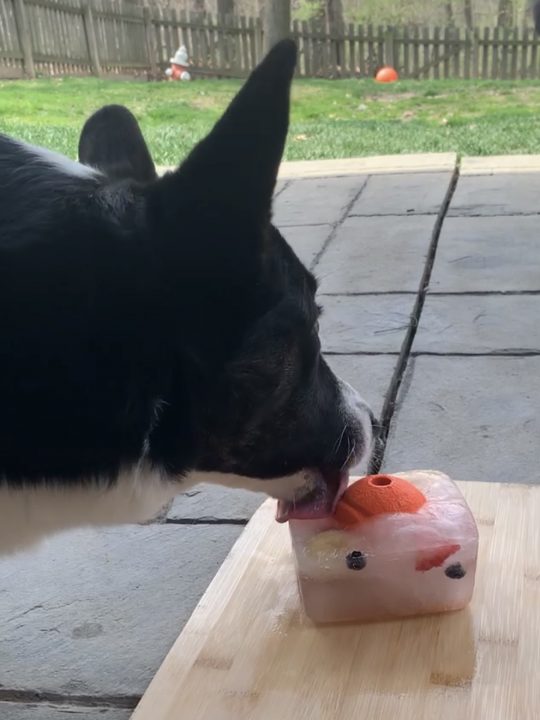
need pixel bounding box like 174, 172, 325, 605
464, 0, 473, 29
326, 0, 344, 67
534, 1, 540, 33
263, 0, 291, 54
497, 0, 513, 28
217, 0, 234, 16
326, 0, 344, 32
444, 2, 454, 27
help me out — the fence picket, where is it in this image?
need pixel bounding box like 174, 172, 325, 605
347, 22, 355, 76
510, 26, 518, 79
482, 26, 490, 78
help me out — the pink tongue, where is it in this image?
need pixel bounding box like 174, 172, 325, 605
276, 490, 333, 523
275, 472, 347, 523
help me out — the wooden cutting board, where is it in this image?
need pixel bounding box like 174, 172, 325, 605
132, 481, 540, 720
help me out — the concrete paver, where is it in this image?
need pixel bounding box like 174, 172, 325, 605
274, 179, 289, 196
0, 703, 131, 720
169, 484, 265, 523
429, 216, 540, 292
349, 172, 454, 216
320, 294, 414, 353
326, 355, 397, 414
280, 223, 332, 269
0, 523, 241, 698
448, 172, 540, 215
316, 215, 435, 293
273, 175, 366, 226
383, 356, 540, 482
414, 295, 540, 354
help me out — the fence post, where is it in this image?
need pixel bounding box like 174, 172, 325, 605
255, 16, 263, 63
472, 27, 479, 78
13, 0, 35, 78
83, 1, 102, 77
384, 25, 395, 68
143, 5, 158, 77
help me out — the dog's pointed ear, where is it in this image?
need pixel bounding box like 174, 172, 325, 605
78, 104, 157, 184
181, 39, 296, 219
154, 40, 297, 237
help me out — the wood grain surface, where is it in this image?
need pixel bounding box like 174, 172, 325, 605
132, 481, 540, 720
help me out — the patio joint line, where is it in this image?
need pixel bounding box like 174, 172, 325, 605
279, 222, 333, 228
348, 212, 438, 218
309, 175, 370, 272
369, 162, 461, 474
427, 290, 540, 296
321, 291, 418, 297
320, 290, 540, 297
165, 517, 248, 526
273, 179, 292, 199
410, 351, 540, 358
323, 350, 540, 358
0, 689, 140, 710
323, 351, 401, 357
447, 211, 540, 218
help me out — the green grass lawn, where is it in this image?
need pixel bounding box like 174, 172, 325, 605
2, 75, 540, 165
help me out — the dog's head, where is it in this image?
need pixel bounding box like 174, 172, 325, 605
79, 41, 376, 520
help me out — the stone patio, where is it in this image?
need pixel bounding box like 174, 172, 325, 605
1, 153, 539, 719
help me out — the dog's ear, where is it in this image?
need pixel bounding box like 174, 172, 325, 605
78, 104, 157, 184
149, 40, 297, 281
179, 39, 296, 221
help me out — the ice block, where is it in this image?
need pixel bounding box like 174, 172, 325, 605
287, 470, 479, 624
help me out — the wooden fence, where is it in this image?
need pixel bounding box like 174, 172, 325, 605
303, 23, 540, 80
1, 1, 540, 81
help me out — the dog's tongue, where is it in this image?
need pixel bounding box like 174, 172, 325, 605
275, 470, 348, 523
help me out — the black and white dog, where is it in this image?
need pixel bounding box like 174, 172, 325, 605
0, 41, 375, 555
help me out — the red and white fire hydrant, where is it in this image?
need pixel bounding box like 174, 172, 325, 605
165, 46, 191, 81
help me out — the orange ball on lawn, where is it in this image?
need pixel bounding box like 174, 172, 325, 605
375, 66, 399, 83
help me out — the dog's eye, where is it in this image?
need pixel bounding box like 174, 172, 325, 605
346, 551, 367, 570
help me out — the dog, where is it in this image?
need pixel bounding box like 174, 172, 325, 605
78, 103, 157, 185
0, 40, 375, 555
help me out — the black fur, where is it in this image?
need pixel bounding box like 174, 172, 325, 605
0, 41, 369, 492
78, 104, 157, 184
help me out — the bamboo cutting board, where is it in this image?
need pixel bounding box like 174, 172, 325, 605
132, 482, 540, 720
